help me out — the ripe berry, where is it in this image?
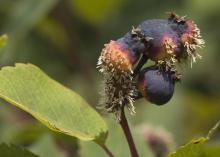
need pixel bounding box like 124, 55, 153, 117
137, 19, 179, 61
97, 13, 204, 119
138, 66, 176, 105
129, 13, 204, 69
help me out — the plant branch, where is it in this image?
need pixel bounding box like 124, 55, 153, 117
119, 108, 139, 157
98, 144, 115, 157
133, 54, 148, 77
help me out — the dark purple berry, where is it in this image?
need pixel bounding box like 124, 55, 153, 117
135, 13, 204, 65
137, 19, 180, 60
138, 66, 176, 105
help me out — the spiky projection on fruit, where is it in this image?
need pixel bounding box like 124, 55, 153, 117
97, 40, 139, 119
129, 13, 205, 70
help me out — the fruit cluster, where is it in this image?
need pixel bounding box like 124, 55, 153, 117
97, 13, 205, 119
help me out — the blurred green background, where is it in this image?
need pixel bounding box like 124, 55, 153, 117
0, 0, 220, 157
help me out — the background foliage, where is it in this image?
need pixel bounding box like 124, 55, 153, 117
0, 0, 220, 156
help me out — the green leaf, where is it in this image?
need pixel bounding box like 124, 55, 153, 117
168, 138, 207, 157
201, 145, 220, 157
0, 143, 39, 157
0, 63, 108, 143
0, 34, 8, 49
167, 122, 220, 157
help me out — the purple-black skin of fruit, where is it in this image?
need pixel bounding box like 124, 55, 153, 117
116, 38, 141, 64
118, 33, 147, 55
117, 21, 173, 62
118, 16, 196, 62
138, 66, 176, 105
102, 14, 202, 73
138, 19, 182, 59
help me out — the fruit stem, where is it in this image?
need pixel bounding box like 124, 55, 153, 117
99, 144, 115, 157
133, 54, 148, 77
119, 108, 139, 157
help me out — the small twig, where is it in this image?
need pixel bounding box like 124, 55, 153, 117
98, 144, 115, 157
119, 108, 139, 157
133, 54, 148, 77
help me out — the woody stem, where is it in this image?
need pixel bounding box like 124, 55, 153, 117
119, 108, 139, 157
133, 54, 148, 77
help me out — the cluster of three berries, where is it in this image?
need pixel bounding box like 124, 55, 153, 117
102, 13, 204, 105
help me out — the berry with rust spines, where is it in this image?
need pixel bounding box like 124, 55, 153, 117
97, 40, 140, 73
97, 13, 204, 119
131, 13, 205, 69
138, 66, 178, 105
97, 40, 140, 119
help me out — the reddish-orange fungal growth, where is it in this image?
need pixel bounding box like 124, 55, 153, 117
148, 35, 177, 62
136, 13, 205, 69
97, 12, 205, 119
159, 36, 177, 60
180, 20, 205, 65
181, 20, 203, 45
97, 40, 137, 120
162, 36, 177, 55
148, 35, 178, 70
98, 40, 136, 73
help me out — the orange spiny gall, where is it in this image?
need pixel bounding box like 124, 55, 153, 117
98, 40, 138, 73
180, 20, 205, 65
97, 40, 139, 120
